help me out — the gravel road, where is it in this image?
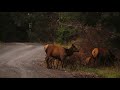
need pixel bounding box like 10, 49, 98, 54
0, 43, 99, 78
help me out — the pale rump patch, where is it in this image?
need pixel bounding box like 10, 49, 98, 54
44, 44, 48, 51
92, 48, 99, 58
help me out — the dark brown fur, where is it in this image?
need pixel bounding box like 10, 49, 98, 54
91, 48, 115, 66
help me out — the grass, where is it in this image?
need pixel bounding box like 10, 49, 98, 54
79, 66, 120, 78
65, 65, 120, 78
42, 41, 120, 78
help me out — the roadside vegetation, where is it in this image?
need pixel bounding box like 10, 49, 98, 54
0, 12, 120, 78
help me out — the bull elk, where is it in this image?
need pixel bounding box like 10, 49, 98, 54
44, 44, 79, 69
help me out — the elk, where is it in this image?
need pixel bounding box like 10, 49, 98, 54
44, 44, 79, 69
91, 48, 115, 66
83, 56, 96, 67
84, 57, 91, 66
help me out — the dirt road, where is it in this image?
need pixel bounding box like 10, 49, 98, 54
0, 43, 98, 78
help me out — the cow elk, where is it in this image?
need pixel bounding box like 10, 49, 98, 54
44, 44, 79, 69
91, 48, 115, 66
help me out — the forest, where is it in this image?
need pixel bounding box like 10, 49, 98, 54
0, 12, 120, 51
0, 12, 120, 77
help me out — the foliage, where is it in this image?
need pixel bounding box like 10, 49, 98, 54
77, 66, 120, 78
56, 25, 77, 44
0, 12, 120, 50
0, 12, 120, 77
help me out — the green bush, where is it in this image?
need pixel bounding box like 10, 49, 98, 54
56, 26, 76, 44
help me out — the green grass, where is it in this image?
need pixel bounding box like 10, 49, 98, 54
65, 65, 120, 78
75, 66, 120, 78
42, 42, 120, 78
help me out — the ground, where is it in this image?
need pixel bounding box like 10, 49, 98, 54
0, 43, 99, 78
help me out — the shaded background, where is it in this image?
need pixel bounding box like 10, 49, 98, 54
0, 12, 120, 52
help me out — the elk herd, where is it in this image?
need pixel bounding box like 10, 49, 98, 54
44, 43, 117, 69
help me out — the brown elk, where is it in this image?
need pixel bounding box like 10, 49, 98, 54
83, 56, 96, 67
65, 48, 92, 67
91, 48, 115, 66
84, 56, 91, 66
44, 44, 79, 69
68, 49, 86, 66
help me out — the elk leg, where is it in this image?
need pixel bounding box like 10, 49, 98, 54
58, 60, 62, 70
53, 59, 56, 69
55, 60, 58, 69
45, 56, 50, 69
